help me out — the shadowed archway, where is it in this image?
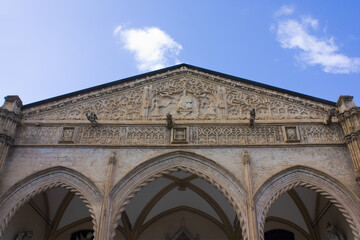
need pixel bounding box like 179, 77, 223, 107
254, 166, 360, 240
0, 166, 103, 239
108, 151, 250, 240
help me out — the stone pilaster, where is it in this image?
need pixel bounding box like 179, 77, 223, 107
336, 96, 360, 185
242, 150, 259, 240
96, 152, 117, 240
0, 96, 22, 169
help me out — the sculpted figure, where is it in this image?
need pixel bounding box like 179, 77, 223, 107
143, 86, 152, 118
323, 108, 336, 125
249, 108, 256, 126
204, 100, 216, 118
177, 90, 193, 116
166, 113, 175, 129
326, 223, 346, 240
86, 112, 98, 127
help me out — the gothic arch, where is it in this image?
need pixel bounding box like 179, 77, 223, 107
254, 166, 360, 240
108, 150, 249, 240
0, 166, 103, 239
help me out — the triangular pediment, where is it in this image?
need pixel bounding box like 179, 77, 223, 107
21, 64, 335, 122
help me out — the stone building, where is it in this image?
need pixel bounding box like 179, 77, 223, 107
0, 64, 359, 240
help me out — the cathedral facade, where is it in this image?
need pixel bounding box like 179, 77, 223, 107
0, 64, 359, 240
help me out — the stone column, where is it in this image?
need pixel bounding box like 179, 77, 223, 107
336, 96, 360, 185
0, 96, 22, 169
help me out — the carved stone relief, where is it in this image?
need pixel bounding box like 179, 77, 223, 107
299, 125, 344, 143
22, 70, 331, 121
190, 126, 283, 144
283, 126, 300, 143
59, 127, 76, 143
14, 124, 345, 145
15, 126, 61, 144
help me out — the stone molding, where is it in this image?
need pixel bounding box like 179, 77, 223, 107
0, 167, 103, 240
14, 123, 345, 146
254, 166, 360, 240
22, 69, 332, 122
108, 151, 250, 240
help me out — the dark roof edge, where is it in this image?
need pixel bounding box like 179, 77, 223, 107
22, 63, 336, 109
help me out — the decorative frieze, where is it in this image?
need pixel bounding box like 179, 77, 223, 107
189, 126, 283, 145
15, 126, 61, 145
79, 126, 125, 145
299, 125, 344, 143
125, 126, 168, 144
14, 124, 345, 146
22, 70, 331, 122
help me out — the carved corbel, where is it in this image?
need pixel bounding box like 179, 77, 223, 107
242, 150, 250, 165
336, 96, 360, 184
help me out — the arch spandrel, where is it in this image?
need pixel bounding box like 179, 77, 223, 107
0, 166, 103, 239
254, 166, 360, 240
108, 151, 250, 240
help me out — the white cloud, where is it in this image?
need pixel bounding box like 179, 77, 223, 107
273, 7, 360, 74
114, 26, 182, 71
274, 5, 294, 17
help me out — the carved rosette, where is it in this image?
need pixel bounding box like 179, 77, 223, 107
336, 96, 360, 184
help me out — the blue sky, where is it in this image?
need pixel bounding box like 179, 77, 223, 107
1, 1, 359, 105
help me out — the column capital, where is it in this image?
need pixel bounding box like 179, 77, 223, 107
2, 95, 23, 115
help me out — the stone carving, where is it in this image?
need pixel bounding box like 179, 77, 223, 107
59, 127, 75, 143
327, 223, 346, 240
166, 113, 175, 129
125, 126, 168, 144
324, 108, 336, 125
15, 126, 61, 144
190, 126, 282, 145
300, 125, 344, 143
249, 108, 255, 126
242, 150, 250, 165
171, 127, 188, 144
142, 85, 153, 118
79, 126, 125, 145
86, 112, 98, 127
15, 124, 345, 146
22, 70, 331, 121
15, 231, 33, 240
283, 126, 300, 143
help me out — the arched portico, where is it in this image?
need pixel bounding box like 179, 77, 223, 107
254, 166, 360, 240
0, 166, 103, 239
108, 151, 250, 240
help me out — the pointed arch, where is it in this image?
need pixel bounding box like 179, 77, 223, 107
0, 167, 103, 239
254, 166, 360, 240
108, 150, 249, 240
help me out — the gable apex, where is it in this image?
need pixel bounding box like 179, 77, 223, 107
17, 64, 337, 122
22, 63, 335, 109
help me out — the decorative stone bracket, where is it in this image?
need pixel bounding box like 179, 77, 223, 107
336, 96, 360, 185
0, 96, 22, 168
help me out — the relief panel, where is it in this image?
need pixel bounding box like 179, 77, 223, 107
22, 70, 331, 122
